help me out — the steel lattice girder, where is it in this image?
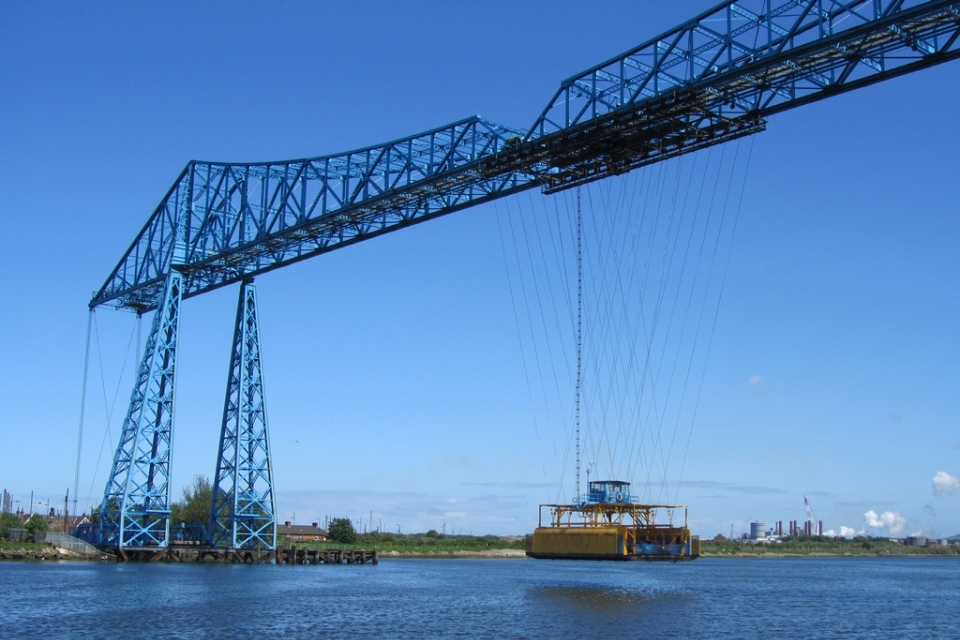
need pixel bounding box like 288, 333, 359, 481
210, 280, 277, 549
99, 269, 183, 548
91, 1, 960, 312
530, 0, 960, 136
507, 0, 960, 189
92, 117, 534, 312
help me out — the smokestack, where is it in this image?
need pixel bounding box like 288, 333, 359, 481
818, 520, 823, 536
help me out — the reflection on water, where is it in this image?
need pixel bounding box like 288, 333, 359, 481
532, 583, 689, 614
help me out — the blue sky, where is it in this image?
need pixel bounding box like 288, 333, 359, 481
1, 1, 958, 538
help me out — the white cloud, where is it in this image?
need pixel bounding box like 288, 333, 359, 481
932, 470, 960, 495
863, 510, 907, 535
748, 375, 763, 387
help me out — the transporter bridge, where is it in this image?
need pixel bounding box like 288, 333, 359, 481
84, 1, 960, 558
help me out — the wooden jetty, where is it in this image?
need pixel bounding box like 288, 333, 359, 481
112, 545, 378, 565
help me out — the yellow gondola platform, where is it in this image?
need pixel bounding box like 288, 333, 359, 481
526, 480, 699, 561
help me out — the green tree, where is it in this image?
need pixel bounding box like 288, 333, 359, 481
327, 517, 357, 544
24, 514, 49, 537
0, 512, 21, 538
170, 475, 213, 527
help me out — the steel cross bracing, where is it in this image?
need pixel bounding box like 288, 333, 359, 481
99, 269, 182, 548
504, 0, 960, 191
210, 280, 277, 550
90, 0, 960, 314
92, 118, 533, 312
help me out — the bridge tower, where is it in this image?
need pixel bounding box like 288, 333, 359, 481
99, 269, 183, 548
210, 279, 277, 549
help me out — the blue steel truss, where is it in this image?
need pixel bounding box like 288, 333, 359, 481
99, 269, 182, 548
89, 0, 960, 313
92, 117, 533, 312
210, 280, 277, 549
531, 0, 960, 136
514, 0, 960, 191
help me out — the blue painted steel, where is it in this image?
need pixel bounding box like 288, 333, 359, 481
583, 480, 636, 506
170, 523, 212, 546
515, 0, 960, 192
99, 269, 183, 548
89, 1, 960, 312
530, 0, 960, 137
92, 118, 533, 312
210, 279, 277, 549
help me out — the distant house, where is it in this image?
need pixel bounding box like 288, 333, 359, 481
47, 514, 90, 534
277, 521, 327, 542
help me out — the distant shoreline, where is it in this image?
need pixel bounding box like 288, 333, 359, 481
3, 541, 957, 562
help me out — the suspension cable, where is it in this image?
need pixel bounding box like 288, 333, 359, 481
574, 187, 583, 502
73, 309, 94, 520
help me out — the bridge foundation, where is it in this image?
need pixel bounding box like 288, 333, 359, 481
107, 546, 378, 565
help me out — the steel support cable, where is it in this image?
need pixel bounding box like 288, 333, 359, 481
74, 310, 93, 522
594, 172, 636, 478
607, 160, 670, 499
665, 145, 739, 500
574, 187, 583, 501
619, 157, 690, 498
518, 187, 578, 503
528, 186, 578, 419
673, 136, 756, 504
653, 138, 745, 503
593, 176, 645, 482
582, 160, 668, 495
502, 192, 569, 498
639, 146, 724, 502
611, 163, 662, 485
580, 185, 615, 478
546, 187, 579, 500
508, 194, 555, 426
634, 163, 689, 501
583, 174, 653, 481
615, 154, 704, 486
519, 189, 570, 424
583, 174, 632, 484
613, 165, 656, 482
493, 195, 559, 501
590, 178, 637, 480
585, 182, 629, 482
542, 186, 578, 341
646, 145, 731, 503
87, 311, 139, 511
552, 189, 576, 485
631, 152, 714, 500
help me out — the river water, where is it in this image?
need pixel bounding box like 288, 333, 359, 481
1, 556, 957, 638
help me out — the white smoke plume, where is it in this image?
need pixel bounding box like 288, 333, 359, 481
932, 470, 960, 495
824, 525, 865, 538
863, 510, 907, 536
